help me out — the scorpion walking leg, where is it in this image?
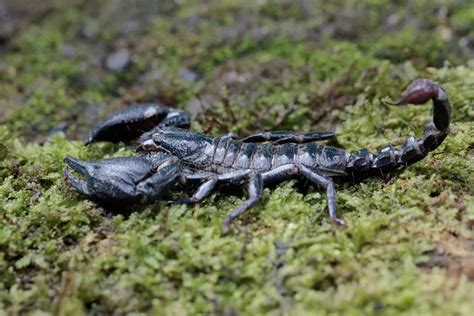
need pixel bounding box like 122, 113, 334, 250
299, 165, 346, 226
221, 173, 263, 235
241, 131, 335, 144
170, 170, 253, 205
261, 164, 299, 184
171, 178, 219, 205
261, 164, 346, 225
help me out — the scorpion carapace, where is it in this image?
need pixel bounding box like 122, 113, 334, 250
65, 79, 451, 234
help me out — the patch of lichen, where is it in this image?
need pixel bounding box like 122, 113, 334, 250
1, 0, 473, 314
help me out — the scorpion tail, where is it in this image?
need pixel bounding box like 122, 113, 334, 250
392, 79, 451, 131
347, 79, 452, 176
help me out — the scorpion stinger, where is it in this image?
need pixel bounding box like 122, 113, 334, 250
346, 79, 452, 177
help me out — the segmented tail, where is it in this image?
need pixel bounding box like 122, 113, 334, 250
346, 79, 451, 176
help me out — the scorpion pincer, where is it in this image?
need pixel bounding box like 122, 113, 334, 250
65, 79, 451, 235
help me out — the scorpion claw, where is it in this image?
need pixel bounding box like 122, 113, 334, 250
86, 103, 190, 145
64, 163, 90, 196
64, 156, 92, 175
64, 155, 181, 204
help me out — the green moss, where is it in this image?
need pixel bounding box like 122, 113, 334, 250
368, 27, 447, 66
1, 0, 473, 314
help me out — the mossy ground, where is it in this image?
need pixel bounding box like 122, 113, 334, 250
0, 0, 473, 314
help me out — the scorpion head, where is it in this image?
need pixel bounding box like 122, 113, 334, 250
139, 127, 214, 166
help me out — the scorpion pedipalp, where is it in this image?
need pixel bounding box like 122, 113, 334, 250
64, 155, 181, 204
85, 103, 190, 145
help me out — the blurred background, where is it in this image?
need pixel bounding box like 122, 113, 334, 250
1, 0, 473, 142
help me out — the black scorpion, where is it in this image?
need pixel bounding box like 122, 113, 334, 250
65, 79, 451, 234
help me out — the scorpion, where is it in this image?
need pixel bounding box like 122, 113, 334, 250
64, 79, 451, 235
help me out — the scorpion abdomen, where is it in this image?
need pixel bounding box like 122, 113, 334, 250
271, 143, 296, 168
251, 144, 273, 171
231, 142, 258, 170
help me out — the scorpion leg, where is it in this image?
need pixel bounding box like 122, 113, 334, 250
261, 164, 299, 184
169, 178, 219, 205
86, 104, 190, 145
169, 170, 252, 205
220, 132, 239, 140
241, 131, 335, 144
299, 165, 346, 226
260, 164, 345, 225
169, 169, 262, 234
221, 172, 263, 235
186, 178, 218, 203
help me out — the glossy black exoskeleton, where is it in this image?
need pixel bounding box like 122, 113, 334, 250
65, 79, 451, 234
